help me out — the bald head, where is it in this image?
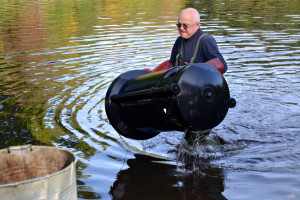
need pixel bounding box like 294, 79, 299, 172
179, 8, 200, 24
177, 8, 200, 39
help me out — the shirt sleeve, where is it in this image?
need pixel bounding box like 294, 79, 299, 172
201, 35, 227, 72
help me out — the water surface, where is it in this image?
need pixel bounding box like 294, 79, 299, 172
0, 0, 299, 199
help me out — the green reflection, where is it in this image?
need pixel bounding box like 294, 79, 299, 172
0, 0, 182, 152
184, 0, 300, 30
0, 95, 36, 148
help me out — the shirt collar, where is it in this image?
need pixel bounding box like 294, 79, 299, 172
184, 28, 203, 42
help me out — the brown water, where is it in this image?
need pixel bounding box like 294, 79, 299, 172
0, 0, 299, 199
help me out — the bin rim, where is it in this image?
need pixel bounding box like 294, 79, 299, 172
0, 145, 77, 188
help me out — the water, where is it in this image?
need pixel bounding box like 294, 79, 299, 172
0, 0, 299, 199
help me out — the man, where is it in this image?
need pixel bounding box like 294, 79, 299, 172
146, 8, 227, 74
144, 8, 228, 142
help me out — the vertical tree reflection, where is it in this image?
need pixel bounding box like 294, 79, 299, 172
0, 95, 38, 148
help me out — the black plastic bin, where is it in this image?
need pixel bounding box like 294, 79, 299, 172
105, 63, 236, 140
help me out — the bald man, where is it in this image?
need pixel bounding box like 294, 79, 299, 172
170, 8, 227, 73
145, 8, 227, 74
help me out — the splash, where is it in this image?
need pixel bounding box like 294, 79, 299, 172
176, 129, 226, 172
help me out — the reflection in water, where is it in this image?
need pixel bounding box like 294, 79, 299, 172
0, 95, 36, 147
0, 0, 300, 199
77, 160, 102, 199
110, 154, 226, 200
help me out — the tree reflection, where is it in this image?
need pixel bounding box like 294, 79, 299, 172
0, 95, 39, 148
184, 0, 299, 31
77, 160, 102, 199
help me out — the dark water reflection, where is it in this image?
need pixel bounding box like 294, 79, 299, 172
0, 0, 300, 199
110, 154, 226, 200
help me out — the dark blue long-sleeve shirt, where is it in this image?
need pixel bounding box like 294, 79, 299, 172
170, 28, 227, 72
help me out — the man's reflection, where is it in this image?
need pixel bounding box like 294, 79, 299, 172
110, 153, 227, 200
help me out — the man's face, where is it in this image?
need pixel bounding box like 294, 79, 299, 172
177, 12, 200, 39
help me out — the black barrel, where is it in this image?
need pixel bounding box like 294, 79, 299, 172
105, 63, 236, 140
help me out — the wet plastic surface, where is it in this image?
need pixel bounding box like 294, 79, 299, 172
105, 63, 235, 140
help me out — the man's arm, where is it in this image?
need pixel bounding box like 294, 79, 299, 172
202, 35, 227, 73
205, 58, 225, 74
144, 60, 173, 73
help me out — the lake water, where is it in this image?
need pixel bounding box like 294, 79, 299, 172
0, 0, 299, 199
